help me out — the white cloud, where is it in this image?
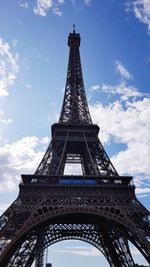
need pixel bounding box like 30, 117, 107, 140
34, 0, 53, 16
90, 97, 150, 172
91, 82, 143, 100
52, 6, 63, 16
90, 81, 150, 196
64, 163, 82, 175
41, 136, 50, 144
12, 39, 18, 47
136, 187, 150, 195
0, 39, 19, 138
112, 139, 150, 175
0, 203, 11, 215
19, 1, 29, 8
0, 136, 49, 193
33, 0, 64, 16
126, 0, 150, 34
71, 0, 92, 10
54, 245, 102, 256
115, 60, 133, 80
130, 245, 141, 256
0, 38, 19, 97
1, 118, 12, 125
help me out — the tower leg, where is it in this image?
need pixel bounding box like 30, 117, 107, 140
99, 225, 135, 267
35, 250, 45, 267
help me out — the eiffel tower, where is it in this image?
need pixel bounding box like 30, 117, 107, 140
0, 27, 150, 267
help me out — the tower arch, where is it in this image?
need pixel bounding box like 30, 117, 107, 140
0, 29, 149, 267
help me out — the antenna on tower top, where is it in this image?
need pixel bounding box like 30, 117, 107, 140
73, 24, 76, 33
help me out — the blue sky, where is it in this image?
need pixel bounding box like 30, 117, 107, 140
0, 0, 150, 266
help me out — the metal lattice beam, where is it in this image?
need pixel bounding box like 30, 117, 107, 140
59, 30, 92, 124
0, 29, 150, 267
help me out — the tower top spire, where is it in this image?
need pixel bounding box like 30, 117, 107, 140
59, 30, 92, 124
68, 26, 80, 47
73, 24, 76, 33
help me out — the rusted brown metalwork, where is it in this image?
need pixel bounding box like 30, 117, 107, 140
0, 29, 149, 267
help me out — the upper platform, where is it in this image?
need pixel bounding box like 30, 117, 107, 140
68, 30, 81, 47
21, 174, 134, 187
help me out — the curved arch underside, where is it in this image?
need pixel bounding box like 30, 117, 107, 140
4, 222, 135, 267
1, 212, 150, 267
0, 190, 150, 267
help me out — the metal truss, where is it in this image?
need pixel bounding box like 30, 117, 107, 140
59, 30, 92, 124
0, 222, 137, 267
0, 29, 150, 267
0, 179, 150, 266
35, 125, 118, 176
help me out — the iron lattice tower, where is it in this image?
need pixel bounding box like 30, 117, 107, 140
0, 28, 150, 267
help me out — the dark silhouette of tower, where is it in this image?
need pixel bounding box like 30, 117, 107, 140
0, 28, 150, 267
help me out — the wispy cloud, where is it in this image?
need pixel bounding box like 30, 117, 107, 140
0, 203, 11, 215
12, 39, 18, 47
34, 0, 53, 16
0, 136, 49, 192
33, 0, 64, 16
53, 245, 102, 256
115, 60, 133, 80
130, 245, 141, 256
1, 118, 12, 125
19, 1, 29, 9
136, 187, 150, 195
91, 62, 136, 97
71, 0, 92, 10
0, 39, 19, 97
126, 0, 150, 34
90, 82, 142, 100
19, 0, 92, 16
0, 39, 19, 138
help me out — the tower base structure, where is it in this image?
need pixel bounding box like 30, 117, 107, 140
0, 29, 149, 267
